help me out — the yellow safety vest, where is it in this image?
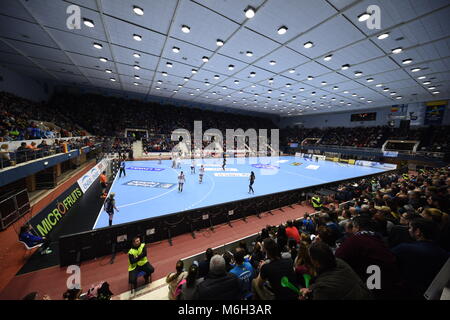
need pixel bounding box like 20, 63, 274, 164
311, 197, 322, 209
128, 243, 148, 271
402, 174, 409, 180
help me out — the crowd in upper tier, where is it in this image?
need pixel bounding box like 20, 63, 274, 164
1, 91, 449, 155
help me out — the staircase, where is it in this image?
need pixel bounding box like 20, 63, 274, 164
132, 140, 143, 158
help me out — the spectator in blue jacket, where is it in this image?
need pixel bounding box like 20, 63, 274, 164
19, 224, 52, 255
230, 248, 255, 299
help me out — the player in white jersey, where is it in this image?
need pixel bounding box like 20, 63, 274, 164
191, 159, 196, 174
178, 171, 185, 192
199, 165, 205, 184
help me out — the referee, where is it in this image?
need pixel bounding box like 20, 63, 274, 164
119, 160, 126, 178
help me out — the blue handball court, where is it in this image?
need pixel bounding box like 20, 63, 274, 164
93, 156, 394, 229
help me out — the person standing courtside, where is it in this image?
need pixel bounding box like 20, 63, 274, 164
104, 193, 119, 226
249, 171, 255, 194
99, 171, 108, 198
118, 160, 126, 178
199, 165, 205, 184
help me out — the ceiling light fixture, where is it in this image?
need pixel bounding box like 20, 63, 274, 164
341, 64, 350, 70
324, 54, 333, 61
402, 59, 413, 64
366, 78, 374, 82
134, 65, 140, 70
307, 76, 314, 80
83, 18, 95, 28
392, 47, 403, 54
191, 69, 197, 74
161, 71, 167, 76
244, 6, 256, 19
99, 57, 108, 62
377, 33, 389, 40
277, 26, 288, 35
181, 25, 191, 33
411, 68, 421, 72
202, 56, 209, 62
133, 34, 142, 41
269, 60, 276, 65
303, 41, 314, 49
216, 39, 224, 46
246, 51, 253, 57
214, 75, 220, 80
354, 71, 363, 77
358, 13, 371, 22
228, 64, 234, 70
250, 72, 256, 77
93, 43, 102, 49
133, 53, 141, 58
172, 47, 180, 53
105, 69, 112, 74
133, 6, 144, 16
166, 62, 173, 68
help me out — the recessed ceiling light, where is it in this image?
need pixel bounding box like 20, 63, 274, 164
392, 47, 403, 54
428, 86, 436, 90
134, 65, 140, 70
251, 84, 256, 88
181, 25, 190, 33
292, 96, 296, 100
299, 88, 305, 92
402, 59, 413, 64
286, 83, 291, 87
202, 56, 209, 62
216, 39, 224, 46
133, 53, 141, 58
268, 78, 274, 83
134, 82, 139, 86
162, 71, 167, 76
367, 100, 373, 103
268, 89, 272, 93
303, 41, 314, 49
396, 96, 402, 99
432, 91, 440, 94
390, 92, 397, 95
228, 64, 234, 70
134, 75, 140, 79
157, 80, 162, 84
277, 26, 288, 35
214, 75, 220, 80
311, 92, 316, 96
234, 80, 240, 84
340, 100, 344, 104
341, 64, 350, 70
110, 78, 116, 82
190, 93, 194, 96
333, 86, 339, 90
366, 78, 374, 82
418, 76, 426, 80
105, 69, 112, 74
133, 6, 144, 16
83, 18, 94, 28
352, 93, 357, 97
269, 60, 276, 65
358, 13, 371, 22
191, 69, 197, 74
411, 68, 421, 72
99, 57, 108, 62
360, 97, 365, 100
377, 33, 389, 40
166, 62, 173, 68
321, 81, 327, 85
196, 88, 200, 91
250, 72, 256, 77
383, 88, 389, 92
246, 51, 253, 57
133, 34, 142, 41
376, 83, 383, 87
343, 91, 349, 94
93, 43, 102, 49
307, 76, 314, 80
354, 71, 363, 77
172, 47, 180, 53
222, 86, 227, 90
423, 81, 431, 85
324, 54, 333, 61
244, 6, 256, 19
347, 103, 351, 106
289, 69, 295, 73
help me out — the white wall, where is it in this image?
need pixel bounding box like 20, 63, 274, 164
0, 65, 52, 102
278, 101, 449, 128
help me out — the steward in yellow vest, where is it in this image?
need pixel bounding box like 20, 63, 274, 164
311, 195, 323, 210
128, 236, 154, 291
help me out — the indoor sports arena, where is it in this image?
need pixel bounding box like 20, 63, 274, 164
0, 0, 449, 306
